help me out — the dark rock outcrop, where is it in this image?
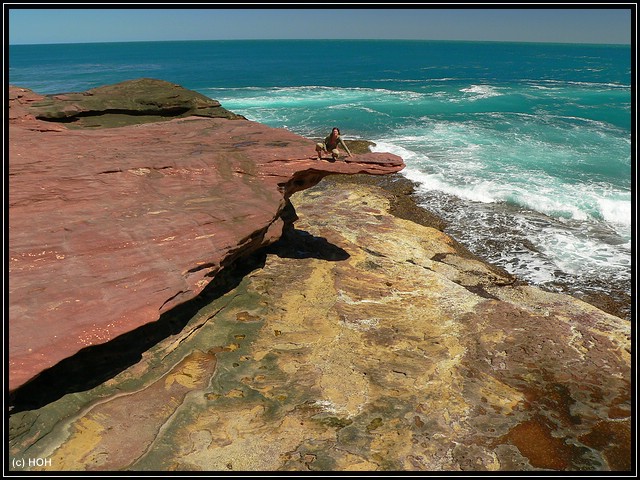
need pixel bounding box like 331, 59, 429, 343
8, 79, 405, 392
14, 77, 244, 126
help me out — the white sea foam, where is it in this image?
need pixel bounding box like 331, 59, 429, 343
372, 132, 631, 295
540, 229, 631, 276
597, 196, 632, 231
531, 79, 630, 89
397, 166, 499, 205
458, 84, 503, 100
213, 82, 631, 305
510, 186, 590, 221
215, 85, 426, 109
370, 140, 422, 163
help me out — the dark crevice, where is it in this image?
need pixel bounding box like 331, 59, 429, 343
8, 226, 348, 416
405, 258, 433, 271
7, 251, 267, 416
158, 290, 189, 311
232, 141, 259, 148
98, 166, 174, 175
432, 253, 449, 263
186, 262, 218, 274
36, 107, 192, 123
267, 228, 350, 262
463, 285, 500, 300
363, 247, 386, 258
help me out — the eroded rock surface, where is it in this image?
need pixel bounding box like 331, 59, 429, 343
8, 80, 404, 392
8, 183, 630, 472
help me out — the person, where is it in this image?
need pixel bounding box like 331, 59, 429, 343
316, 127, 353, 161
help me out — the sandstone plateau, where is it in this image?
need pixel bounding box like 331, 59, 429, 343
7, 79, 631, 472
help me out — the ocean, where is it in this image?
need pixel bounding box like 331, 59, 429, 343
8, 40, 632, 318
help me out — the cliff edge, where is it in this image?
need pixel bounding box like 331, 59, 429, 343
8, 79, 404, 392
7, 79, 630, 472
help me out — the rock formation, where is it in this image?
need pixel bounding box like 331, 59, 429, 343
8, 79, 404, 392
8, 179, 631, 472
7, 79, 630, 472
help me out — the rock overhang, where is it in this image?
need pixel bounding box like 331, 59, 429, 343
7, 79, 405, 392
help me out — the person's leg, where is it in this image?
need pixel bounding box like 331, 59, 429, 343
316, 143, 325, 160
331, 148, 339, 160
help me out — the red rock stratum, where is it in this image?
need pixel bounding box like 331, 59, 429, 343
8, 79, 405, 392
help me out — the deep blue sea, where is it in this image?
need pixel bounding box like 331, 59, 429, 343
9, 40, 632, 316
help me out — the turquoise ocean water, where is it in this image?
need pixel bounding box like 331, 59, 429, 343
9, 40, 632, 316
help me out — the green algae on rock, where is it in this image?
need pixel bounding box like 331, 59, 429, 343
24, 78, 244, 128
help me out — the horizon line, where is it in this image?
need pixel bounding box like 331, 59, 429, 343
9, 37, 632, 47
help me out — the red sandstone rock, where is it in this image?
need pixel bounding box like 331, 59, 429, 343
8, 85, 404, 392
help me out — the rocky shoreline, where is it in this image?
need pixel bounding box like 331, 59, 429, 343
329, 137, 630, 322
326, 168, 631, 323
9, 174, 631, 472
8, 80, 631, 472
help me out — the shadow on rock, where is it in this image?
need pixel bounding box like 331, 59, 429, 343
267, 227, 350, 262
8, 229, 348, 415
8, 252, 266, 415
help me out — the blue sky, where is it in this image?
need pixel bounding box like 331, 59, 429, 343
7, 6, 633, 45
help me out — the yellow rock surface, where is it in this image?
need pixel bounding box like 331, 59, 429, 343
9, 182, 630, 472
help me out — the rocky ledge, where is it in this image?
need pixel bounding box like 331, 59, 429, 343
8, 79, 630, 473
8, 79, 404, 393
8, 178, 631, 472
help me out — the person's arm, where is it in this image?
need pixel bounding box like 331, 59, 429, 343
339, 137, 352, 157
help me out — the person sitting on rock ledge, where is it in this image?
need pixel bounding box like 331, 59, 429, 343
316, 127, 353, 161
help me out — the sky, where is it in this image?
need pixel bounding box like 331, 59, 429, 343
6, 5, 634, 46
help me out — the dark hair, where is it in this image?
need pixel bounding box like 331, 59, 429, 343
332, 127, 340, 135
